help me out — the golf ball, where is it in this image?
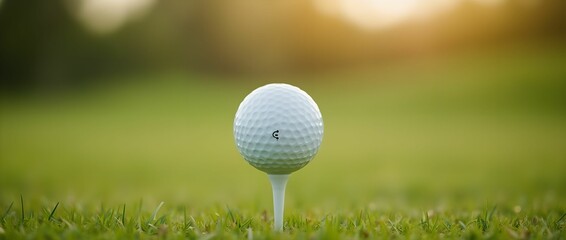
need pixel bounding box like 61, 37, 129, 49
234, 83, 324, 174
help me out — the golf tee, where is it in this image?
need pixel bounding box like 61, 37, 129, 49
268, 174, 289, 231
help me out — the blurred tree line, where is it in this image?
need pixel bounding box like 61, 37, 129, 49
0, 0, 565, 93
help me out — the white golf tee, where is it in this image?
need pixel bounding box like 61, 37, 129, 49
268, 174, 289, 231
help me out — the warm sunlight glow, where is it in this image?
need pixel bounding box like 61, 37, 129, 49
313, 0, 507, 30
340, 0, 421, 29
73, 0, 155, 34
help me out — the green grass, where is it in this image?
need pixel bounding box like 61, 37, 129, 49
1, 197, 564, 239
1, 43, 565, 239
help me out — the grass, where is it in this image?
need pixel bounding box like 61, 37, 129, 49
0, 43, 565, 239
1, 197, 565, 239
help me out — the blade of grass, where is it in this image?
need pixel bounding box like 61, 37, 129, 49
137, 198, 143, 232
48, 202, 60, 221
227, 206, 236, 224
2, 202, 13, 222
148, 202, 164, 225
122, 204, 126, 225
487, 205, 497, 221
20, 194, 24, 224
183, 206, 188, 230
556, 213, 566, 226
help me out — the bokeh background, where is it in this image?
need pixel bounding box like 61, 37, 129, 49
1, 0, 565, 212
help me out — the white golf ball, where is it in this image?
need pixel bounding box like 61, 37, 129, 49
234, 83, 324, 174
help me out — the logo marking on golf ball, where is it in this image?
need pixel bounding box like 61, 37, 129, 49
272, 130, 279, 140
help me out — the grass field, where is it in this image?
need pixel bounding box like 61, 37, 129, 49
1, 43, 565, 239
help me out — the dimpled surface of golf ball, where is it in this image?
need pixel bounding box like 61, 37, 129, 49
234, 83, 323, 174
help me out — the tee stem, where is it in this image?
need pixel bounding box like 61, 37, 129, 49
268, 174, 289, 231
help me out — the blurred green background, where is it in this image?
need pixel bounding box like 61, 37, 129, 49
1, 0, 565, 212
